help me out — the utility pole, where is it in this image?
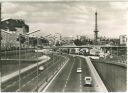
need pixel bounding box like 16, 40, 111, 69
18, 34, 21, 92
36, 37, 39, 92
0, 3, 1, 91
0, 3, 1, 59
26, 30, 40, 91
17, 30, 40, 92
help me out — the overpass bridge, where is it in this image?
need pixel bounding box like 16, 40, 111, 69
42, 45, 126, 57
43, 45, 127, 49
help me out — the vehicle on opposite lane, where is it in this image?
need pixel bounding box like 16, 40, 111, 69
39, 66, 44, 71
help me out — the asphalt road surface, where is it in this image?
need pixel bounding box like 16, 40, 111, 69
44, 55, 96, 92
2, 53, 97, 92
1, 54, 67, 92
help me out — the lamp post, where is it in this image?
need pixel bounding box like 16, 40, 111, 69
36, 36, 39, 92
0, 3, 1, 91
31, 34, 40, 92
17, 30, 40, 92
1, 30, 21, 91
26, 30, 40, 92
18, 34, 21, 91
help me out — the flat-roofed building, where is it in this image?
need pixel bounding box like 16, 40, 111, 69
1, 19, 29, 50
119, 35, 127, 45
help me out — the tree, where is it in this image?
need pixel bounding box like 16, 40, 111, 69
29, 37, 37, 47
73, 39, 82, 46
40, 38, 49, 44
55, 41, 61, 46
17, 34, 26, 44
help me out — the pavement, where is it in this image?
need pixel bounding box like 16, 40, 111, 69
1, 53, 108, 92
1, 54, 67, 92
40, 55, 70, 92
42, 55, 97, 92
79, 55, 108, 92
1, 55, 50, 83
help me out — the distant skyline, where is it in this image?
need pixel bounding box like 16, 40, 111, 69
2, 1, 128, 39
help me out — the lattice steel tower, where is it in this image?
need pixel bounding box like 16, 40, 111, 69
94, 12, 99, 44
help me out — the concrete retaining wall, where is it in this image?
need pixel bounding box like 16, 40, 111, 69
92, 60, 127, 92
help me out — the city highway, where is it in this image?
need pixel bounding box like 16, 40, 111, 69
2, 53, 97, 92
1, 53, 68, 92
43, 55, 96, 92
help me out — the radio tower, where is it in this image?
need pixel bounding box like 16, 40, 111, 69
94, 12, 99, 45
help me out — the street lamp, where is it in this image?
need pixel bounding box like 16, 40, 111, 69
27, 30, 40, 92
36, 36, 39, 92
17, 30, 40, 92
18, 34, 21, 91
1, 29, 23, 92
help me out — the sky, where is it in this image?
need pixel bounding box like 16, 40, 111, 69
2, 1, 128, 39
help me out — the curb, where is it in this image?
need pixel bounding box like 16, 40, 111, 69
78, 55, 108, 92
1, 56, 50, 83
38, 56, 69, 92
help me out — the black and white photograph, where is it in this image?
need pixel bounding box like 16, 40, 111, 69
0, 0, 127, 92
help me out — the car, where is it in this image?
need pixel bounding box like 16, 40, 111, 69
84, 77, 92, 86
90, 56, 99, 59
39, 66, 44, 71
77, 68, 82, 73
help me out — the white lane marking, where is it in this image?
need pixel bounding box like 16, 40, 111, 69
2, 70, 37, 91
3, 69, 36, 90
80, 58, 81, 68
1, 84, 13, 91
41, 56, 69, 92
16, 76, 37, 92
80, 56, 108, 92
2, 81, 17, 91
16, 55, 63, 92
79, 58, 82, 92
80, 74, 82, 92
4, 54, 67, 92
3, 55, 56, 91
2, 56, 50, 83
62, 57, 75, 92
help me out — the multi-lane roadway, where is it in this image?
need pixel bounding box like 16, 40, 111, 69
1, 54, 67, 92
43, 55, 96, 92
2, 53, 96, 92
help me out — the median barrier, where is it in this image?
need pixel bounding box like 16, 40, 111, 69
1, 55, 50, 83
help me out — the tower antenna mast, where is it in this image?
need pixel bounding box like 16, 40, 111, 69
94, 11, 99, 45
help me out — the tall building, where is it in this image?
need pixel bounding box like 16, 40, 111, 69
119, 35, 127, 45
94, 12, 99, 45
1, 19, 29, 34
1, 19, 29, 50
